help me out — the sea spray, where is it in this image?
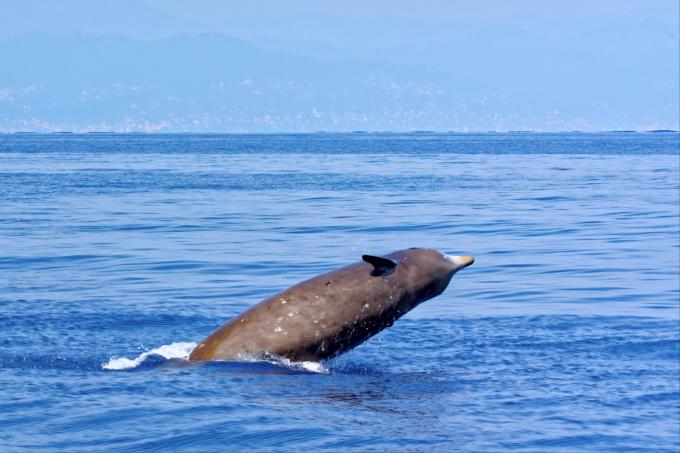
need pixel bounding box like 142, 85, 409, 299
102, 342, 197, 370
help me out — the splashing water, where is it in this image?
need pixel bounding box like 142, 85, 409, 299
102, 342, 328, 373
102, 342, 197, 370
237, 353, 329, 374
277, 358, 328, 374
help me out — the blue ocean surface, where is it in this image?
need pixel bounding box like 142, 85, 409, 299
0, 132, 678, 452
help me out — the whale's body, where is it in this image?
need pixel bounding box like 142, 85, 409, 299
189, 248, 473, 362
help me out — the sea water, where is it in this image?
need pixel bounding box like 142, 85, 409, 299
0, 132, 678, 451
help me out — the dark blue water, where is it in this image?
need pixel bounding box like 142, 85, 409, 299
1, 132, 678, 452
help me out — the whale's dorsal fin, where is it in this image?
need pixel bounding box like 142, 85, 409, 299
362, 255, 397, 277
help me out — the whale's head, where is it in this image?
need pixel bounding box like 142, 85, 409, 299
394, 247, 473, 276
380, 248, 474, 306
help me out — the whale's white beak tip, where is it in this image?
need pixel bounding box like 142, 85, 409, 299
445, 254, 475, 270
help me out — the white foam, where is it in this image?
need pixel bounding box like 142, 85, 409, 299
102, 341, 197, 370
238, 353, 329, 374
277, 357, 328, 373
102, 342, 327, 373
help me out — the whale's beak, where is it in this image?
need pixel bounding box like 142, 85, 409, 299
445, 254, 475, 272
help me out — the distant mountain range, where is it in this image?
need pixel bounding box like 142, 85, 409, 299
0, 33, 677, 132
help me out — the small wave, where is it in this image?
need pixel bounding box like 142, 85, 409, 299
102, 342, 197, 370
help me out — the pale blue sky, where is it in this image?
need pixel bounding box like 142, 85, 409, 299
0, 0, 678, 132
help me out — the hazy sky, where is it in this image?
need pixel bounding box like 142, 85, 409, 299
2, 0, 676, 44
0, 0, 678, 132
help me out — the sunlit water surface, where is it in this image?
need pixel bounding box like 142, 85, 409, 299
1, 133, 678, 451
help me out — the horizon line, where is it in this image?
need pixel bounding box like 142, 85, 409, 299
1, 129, 678, 135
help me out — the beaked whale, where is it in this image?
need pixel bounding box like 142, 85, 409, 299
189, 248, 474, 362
